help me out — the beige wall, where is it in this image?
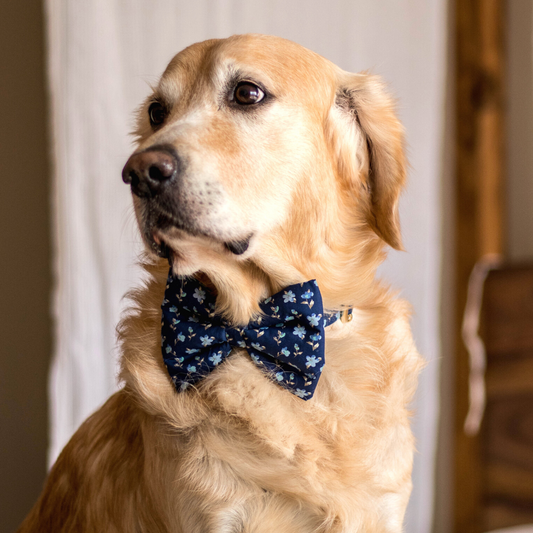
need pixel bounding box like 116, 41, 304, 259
507, 0, 533, 261
0, 1, 51, 530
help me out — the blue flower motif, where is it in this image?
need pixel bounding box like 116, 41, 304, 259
200, 335, 213, 347
283, 290, 296, 303
306, 355, 320, 368
295, 388, 310, 398
237, 340, 247, 348
165, 346, 172, 354
193, 287, 206, 303
302, 290, 314, 300
188, 317, 199, 323
251, 342, 265, 351
209, 352, 222, 365
310, 333, 322, 342
172, 318, 180, 325
284, 316, 295, 321
187, 364, 196, 373
185, 348, 199, 354
281, 347, 290, 357
174, 357, 184, 364
307, 313, 321, 327
275, 372, 284, 381
250, 353, 260, 363
177, 333, 185, 342
293, 325, 306, 339
169, 306, 178, 313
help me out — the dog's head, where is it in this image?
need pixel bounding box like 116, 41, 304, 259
123, 34, 406, 323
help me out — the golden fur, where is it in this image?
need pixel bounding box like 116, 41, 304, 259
19, 35, 423, 532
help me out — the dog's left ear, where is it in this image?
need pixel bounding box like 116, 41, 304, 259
327, 73, 406, 250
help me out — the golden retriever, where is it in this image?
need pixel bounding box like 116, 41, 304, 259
19, 34, 422, 533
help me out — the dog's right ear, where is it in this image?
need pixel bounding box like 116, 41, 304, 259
327, 73, 406, 250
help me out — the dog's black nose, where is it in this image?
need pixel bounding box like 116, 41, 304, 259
122, 145, 179, 198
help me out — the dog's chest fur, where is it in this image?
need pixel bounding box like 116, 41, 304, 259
116, 266, 421, 533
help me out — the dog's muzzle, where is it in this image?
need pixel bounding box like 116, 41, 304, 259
122, 144, 180, 199
122, 144, 253, 257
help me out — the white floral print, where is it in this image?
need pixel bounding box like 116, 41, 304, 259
283, 290, 296, 303
193, 287, 206, 303
293, 325, 306, 339
200, 335, 214, 347
209, 352, 222, 365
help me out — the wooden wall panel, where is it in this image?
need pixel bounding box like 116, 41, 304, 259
454, 1, 505, 532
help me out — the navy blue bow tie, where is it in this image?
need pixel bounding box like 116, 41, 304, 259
161, 270, 340, 399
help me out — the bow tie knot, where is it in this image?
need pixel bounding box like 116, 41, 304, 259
161, 271, 339, 400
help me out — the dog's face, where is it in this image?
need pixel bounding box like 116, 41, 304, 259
123, 34, 406, 320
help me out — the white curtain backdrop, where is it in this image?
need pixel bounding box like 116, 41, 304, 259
46, 1, 447, 531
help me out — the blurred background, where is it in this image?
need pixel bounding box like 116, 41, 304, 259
1, 1, 532, 532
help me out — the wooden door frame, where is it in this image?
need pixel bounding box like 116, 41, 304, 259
454, 1, 506, 532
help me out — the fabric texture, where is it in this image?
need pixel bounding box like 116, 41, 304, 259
161, 272, 339, 398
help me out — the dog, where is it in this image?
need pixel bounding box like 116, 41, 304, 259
19, 34, 423, 533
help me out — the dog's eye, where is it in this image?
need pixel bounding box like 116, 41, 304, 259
148, 101, 167, 126
234, 82, 264, 105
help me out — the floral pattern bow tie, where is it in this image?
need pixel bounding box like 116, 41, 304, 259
161, 270, 340, 400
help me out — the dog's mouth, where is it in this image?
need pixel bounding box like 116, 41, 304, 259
149, 230, 250, 299
144, 208, 253, 260
149, 234, 173, 260
222, 237, 252, 255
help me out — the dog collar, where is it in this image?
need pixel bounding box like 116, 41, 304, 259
161, 270, 341, 399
